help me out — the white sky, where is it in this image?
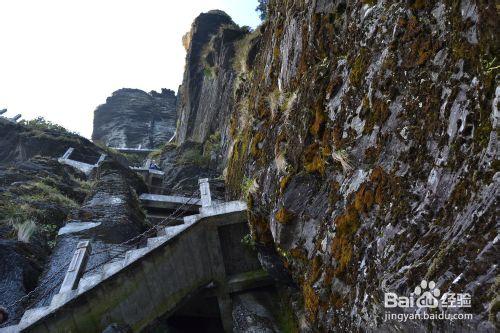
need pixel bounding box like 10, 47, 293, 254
0, 0, 260, 138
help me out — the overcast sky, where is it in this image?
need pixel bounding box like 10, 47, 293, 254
0, 0, 260, 138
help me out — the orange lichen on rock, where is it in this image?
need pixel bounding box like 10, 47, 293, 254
370, 166, 388, 205
279, 175, 291, 194
335, 205, 360, 237
331, 205, 360, 274
331, 237, 353, 274
364, 145, 381, 164
250, 131, 265, 158
309, 255, 323, 283
349, 47, 369, 87
310, 106, 327, 138
303, 143, 327, 175
275, 206, 295, 224
354, 184, 374, 213
303, 284, 320, 321
364, 98, 390, 134
329, 180, 341, 205
248, 213, 274, 246
290, 247, 308, 261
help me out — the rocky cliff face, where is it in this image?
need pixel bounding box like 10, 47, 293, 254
176, 10, 250, 163
0, 119, 103, 325
175, 2, 499, 332
34, 159, 147, 310
92, 88, 177, 149
0, 118, 148, 326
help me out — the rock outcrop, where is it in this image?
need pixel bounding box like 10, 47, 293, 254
92, 88, 177, 149
174, 2, 499, 332
33, 159, 148, 309
0, 118, 100, 165
0, 119, 103, 326
176, 10, 250, 165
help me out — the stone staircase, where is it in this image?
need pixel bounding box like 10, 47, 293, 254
3, 179, 270, 333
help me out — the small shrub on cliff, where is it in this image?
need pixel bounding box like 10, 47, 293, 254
203, 131, 222, 160
149, 142, 178, 161
69, 174, 93, 193
177, 147, 210, 167
241, 177, 259, 198
20, 181, 78, 208
255, 0, 269, 21
203, 67, 215, 78
21, 117, 76, 135
241, 234, 256, 250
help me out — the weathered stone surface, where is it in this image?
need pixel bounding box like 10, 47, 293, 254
92, 88, 177, 149
32, 159, 148, 310
176, 11, 249, 165
0, 240, 42, 326
176, 2, 499, 332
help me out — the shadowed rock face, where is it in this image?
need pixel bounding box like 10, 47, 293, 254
176, 10, 247, 148
160, 10, 251, 199
92, 88, 177, 149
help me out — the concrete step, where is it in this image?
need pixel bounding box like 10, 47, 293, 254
50, 291, 77, 310
103, 260, 124, 278
155, 221, 185, 236
139, 193, 201, 212
78, 273, 104, 294
19, 306, 50, 328
164, 224, 189, 238
147, 215, 184, 226
124, 247, 150, 266
147, 236, 169, 249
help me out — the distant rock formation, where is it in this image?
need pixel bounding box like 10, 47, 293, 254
176, 10, 247, 146
92, 88, 177, 149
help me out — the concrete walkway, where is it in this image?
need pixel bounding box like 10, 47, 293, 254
140, 193, 201, 212
58, 148, 106, 175
110, 147, 156, 155
10, 199, 269, 333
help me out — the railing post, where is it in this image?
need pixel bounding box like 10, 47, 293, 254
60, 147, 74, 160
95, 153, 107, 166
10, 114, 21, 122
59, 241, 92, 293
199, 178, 212, 207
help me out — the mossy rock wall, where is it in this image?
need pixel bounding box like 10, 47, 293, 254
217, 1, 499, 331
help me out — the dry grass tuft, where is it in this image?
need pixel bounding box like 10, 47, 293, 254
13, 219, 37, 243
332, 149, 353, 173
275, 152, 289, 174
